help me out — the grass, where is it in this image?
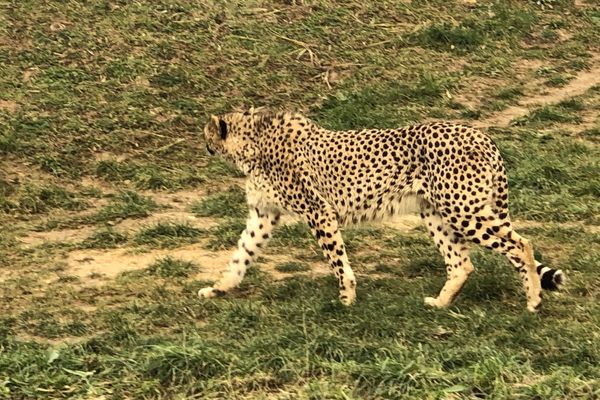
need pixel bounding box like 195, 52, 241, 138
1, 0, 600, 398
80, 228, 128, 249
411, 4, 538, 53
494, 86, 525, 101
496, 113, 600, 222
0, 184, 88, 214
134, 221, 205, 248
313, 75, 453, 130
2, 234, 600, 398
94, 191, 159, 223
95, 159, 206, 190
545, 74, 573, 87
145, 256, 199, 278
274, 261, 311, 273
190, 185, 247, 219
204, 218, 247, 251
512, 99, 585, 126
271, 222, 315, 248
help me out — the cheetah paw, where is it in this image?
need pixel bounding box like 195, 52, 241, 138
339, 290, 356, 306
527, 301, 542, 313
198, 287, 226, 299
424, 296, 444, 308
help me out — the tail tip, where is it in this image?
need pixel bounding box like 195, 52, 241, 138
553, 269, 565, 288
541, 268, 565, 291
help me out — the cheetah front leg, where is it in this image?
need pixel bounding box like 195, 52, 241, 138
198, 207, 280, 299
308, 207, 357, 305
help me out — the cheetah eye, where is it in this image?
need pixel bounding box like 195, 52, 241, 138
219, 119, 228, 140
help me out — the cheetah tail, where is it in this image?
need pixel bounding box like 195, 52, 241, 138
536, 262, 565, 291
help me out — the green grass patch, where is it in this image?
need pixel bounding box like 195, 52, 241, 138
271, 222, 314, 248
274, 261, 311, 273
96, 159, 206, 190
411, 5, 537, 53
145, 256, 198, 278
580, 126, 600, 142
16, 309, 89, 339
94, 191, 159, 223
545, 74, 573, 87
80, 228, 128, 249
513, 102, 583, 126
203, 158, 246, 180
498, 130, 600, 222
313, 74, 453, 130
0, 184, 88, 214
134, 222, 204, 248
35, 154, 84, 179
414, 22, 485, 52
2, 233, 600, 398
204, 218, 247, 251
494, 86, 525, 101
343, 226, 386, 252
191, 186, 247, 219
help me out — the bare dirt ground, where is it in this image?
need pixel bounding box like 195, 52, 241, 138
66, 245, 232, 285
0, 100, 18, 112
482, 56, 600, 127
9, 184, 331, 286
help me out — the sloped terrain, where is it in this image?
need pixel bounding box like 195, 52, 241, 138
1, 1, 599, 398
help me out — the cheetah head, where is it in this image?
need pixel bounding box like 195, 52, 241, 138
204, 108, 263, 173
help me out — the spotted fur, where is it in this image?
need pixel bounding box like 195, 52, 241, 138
198, 109, 564, 311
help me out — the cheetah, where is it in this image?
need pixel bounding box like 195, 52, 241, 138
198, 108, 564, 312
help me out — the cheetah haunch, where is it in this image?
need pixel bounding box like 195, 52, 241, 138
198, 108, 564, 312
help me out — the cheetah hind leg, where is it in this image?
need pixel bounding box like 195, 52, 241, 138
460, 211, 543, 312
198, 207, 280, 299
495, 230, 543, 312
493, 234, 564, 311
421, 210, 474, 308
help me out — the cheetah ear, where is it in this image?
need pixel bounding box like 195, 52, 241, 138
210, 115, 219, 128
211, 115, 227, 140
218, 119, 228, 140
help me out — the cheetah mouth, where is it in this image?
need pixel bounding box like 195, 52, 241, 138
206, 144, 216, 155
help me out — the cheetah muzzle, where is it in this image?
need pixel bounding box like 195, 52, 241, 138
197, 108, 565, 312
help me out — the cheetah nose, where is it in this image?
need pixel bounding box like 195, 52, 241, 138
206, 144, 215, 155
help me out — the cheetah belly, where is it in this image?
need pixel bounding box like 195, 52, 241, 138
330, 179, 426, 226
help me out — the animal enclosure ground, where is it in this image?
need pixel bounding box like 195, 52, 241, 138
1, 0, 600, 399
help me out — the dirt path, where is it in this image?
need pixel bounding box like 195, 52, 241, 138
9, 186, 350, 286
66, 244, 233, 285
481, 56, 600, 127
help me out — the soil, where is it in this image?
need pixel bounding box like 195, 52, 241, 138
66, 244, 232, 284
0, 100, 18, 112
482, 57, 600, 127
